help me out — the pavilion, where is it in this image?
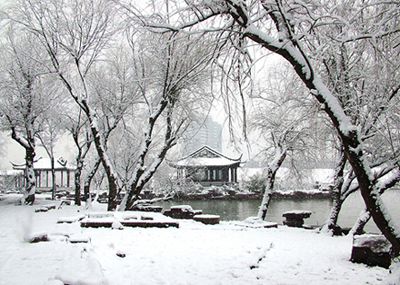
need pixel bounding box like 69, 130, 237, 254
11, 157, 75, 192
171, 146, 242, 186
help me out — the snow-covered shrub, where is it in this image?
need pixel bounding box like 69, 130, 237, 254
242, 174, 267, 193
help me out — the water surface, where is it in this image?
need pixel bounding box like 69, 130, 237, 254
158, 190, 400, 234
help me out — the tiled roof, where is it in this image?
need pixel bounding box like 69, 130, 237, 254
172, 146, 241, 167
12, 157, 75, 170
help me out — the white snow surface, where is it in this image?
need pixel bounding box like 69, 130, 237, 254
170, 205, 193, 211
0, 194, 391, 285
174, 157, 240, 167
282, 210, 313, 215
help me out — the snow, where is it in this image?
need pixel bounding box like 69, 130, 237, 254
283, 210, 313, 215
194, 214, 220, 219
170, 204, 193, 211
57, 214, 85, 224
353, 234, 392, 252
234, 217, 278, 229
0, 194, 391, 284
174, 157, 240, 167
239, 167, 334, 186
12, 157, 74, 170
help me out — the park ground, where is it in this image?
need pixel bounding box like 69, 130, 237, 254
0, 194, 395, 285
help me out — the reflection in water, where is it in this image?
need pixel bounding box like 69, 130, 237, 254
157, 190, 400, 234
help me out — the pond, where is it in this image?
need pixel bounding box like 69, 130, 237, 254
157, 189, 400, 234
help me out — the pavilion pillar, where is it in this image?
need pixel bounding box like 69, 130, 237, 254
67, 170, 70, 187
37, 170, 41, 188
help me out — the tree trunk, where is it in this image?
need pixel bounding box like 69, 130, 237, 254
321, 146, 346, 234
257, 143, 286, 220
24, 146, 36, 205
91, 137, 118, 211
350, 208, 371, 235
74, 162, 82, 206
106, 172, 118, 211
257, 170, 273, 220
120, 98, 172, 211
321, 197, 343, 234
10, 126, 36, 205
83, 157, 101, 203
346, 147, 400, 255
51, 157, 56, 200
80, 99, 119, 211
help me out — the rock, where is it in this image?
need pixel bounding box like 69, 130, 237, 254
87, 212, 115, 219
59, 200, 72, 206
54, 246, 108, 285
35, 207, 49, 213
80, 218, 114, 228
68, 234, 91, 243
44, 204, 56, 210
122, 214, 139, 220
164, 205, 202, 219
234, 217, 278, 229
282, 210, 312, 228
140, 215, 154, 221
121, 220, 179, 228
163, 209, 172, 217
27, 232, 49, 243
193, 215, 220, 225
282, 210, 312, 219
111, 220, 124, 230
351, 234, 392, 268
228, 190, 236, 196
116, 250, 126, 258
43, 279, 65, 285
131, 204, 163, 212
57, 215, 86, 224
326, 224, 352, 236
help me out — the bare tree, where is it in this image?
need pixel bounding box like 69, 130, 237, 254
311, 5, 400, 235
36, 107, 65, 200
64, 107, 93, 206
249, 66, 321, 219
149, 0, 400, 254
7, 0, 128, 210
118, 29, 217, 210
8, 0, 217, 211
0, 31, 57, 204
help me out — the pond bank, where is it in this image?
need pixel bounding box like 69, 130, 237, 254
143, 189, 332, 201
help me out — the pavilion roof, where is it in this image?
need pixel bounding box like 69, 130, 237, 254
11, 157, 75, 171
172, 146, 242, 168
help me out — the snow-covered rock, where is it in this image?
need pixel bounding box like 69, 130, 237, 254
234, 217, 278, 228
351, 234, 392, 268
193, 214, 220, 225
54, 245, 108, 285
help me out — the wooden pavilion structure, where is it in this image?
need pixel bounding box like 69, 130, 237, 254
171, 146, 242, 186
11, 157, 75, 192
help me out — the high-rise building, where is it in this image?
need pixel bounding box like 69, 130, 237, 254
183, 117, 222, 155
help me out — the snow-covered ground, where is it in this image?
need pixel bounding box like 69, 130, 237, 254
0, 194, 391, 285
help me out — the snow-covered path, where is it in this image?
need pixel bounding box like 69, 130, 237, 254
0, 194, 389, 284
